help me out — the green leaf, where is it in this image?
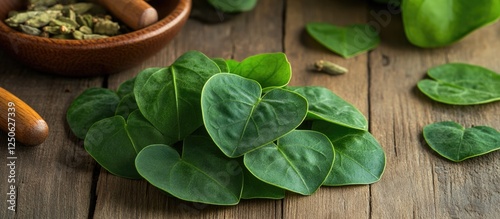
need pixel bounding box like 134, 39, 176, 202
402, 0, 500, 47
288, 86, 368, 130
117, 77, 136, 99
212, 58, 229, 72
115, 93, 138, 119
306, 23, 380, 58
135, 136, 244, 205
134, 51, 221, 144
207, 0, 258, 13
84, 116, 141, 179
244, 130, 334, 195
202, 73, 308, 157
84, 111, 169, 179
233, 53, 292, 91
423, 121, 500, 162
417, 63, 500, 105
67, 88, 120, 139
126, 110, 169, 152
225, 59, 240, 73
312, 121, 386, 186
241, 165, 285, 199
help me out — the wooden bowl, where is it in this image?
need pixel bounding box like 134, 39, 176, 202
0, 0, 191, 76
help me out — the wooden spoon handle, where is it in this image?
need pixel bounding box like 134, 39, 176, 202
97, 0, 158, 30
0, 87, 49, 146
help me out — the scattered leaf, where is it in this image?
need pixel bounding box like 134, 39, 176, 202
423, 121, 500, 162
418, 63, 500, 105
306, 23, 380, 58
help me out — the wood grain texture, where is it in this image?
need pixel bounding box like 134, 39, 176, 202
0, 54, 102, 218
284, 0, 371, 218
0, 0, 499, 218
368, 7, 500, 218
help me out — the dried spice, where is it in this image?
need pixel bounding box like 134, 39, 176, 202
314, 60, 348, 75
4, 0, 127, 39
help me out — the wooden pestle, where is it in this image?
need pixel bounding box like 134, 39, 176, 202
96, 0, 158, 30
0, 87, 49, 146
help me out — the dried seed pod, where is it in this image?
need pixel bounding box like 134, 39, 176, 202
68, 3, 95, 15
42, 25, 61, 34
25, 12, 50, 28
5, 0, 127, 40
76, 14, 94, 28
48, 4, 64, 11
72, 30, 84, 40
93, 19, 120, 36
314, 60, 348, 75
61, 7, 77, 21
45, 10, 63, 19
19, 24, 42, 36
79, 25, 93, 34
5, 11, 45, 27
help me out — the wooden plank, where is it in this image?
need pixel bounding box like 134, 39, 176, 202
284, 0, 372, 218
0, 54, 102, 218
369, 8, 500, 218
93, 0, 285, 218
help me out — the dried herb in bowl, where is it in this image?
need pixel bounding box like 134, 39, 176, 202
4, 0, 129, 39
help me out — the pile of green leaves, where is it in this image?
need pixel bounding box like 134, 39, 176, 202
67, 51, 386, 205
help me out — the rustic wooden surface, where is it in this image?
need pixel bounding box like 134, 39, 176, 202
1, 0, 499, 218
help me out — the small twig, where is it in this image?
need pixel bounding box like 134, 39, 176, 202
314, 60, 348, 75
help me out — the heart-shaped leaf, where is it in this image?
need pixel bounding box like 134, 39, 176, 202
135, 136, 244, 205
244, 130, 334, 195
202, 73, 308, 157
134, 51, 221, 144
115, 93, 138, 119
403, 0, 500, 47
241, 165, 285, 200
312, 121, 386, 186
84, 116, 139, 179
67, 88, 120, 139
232, 53, 292, 91
423, 121, 500, 162
417, 63, 500, 105
84, 111, 169, 179
288, 86, 368, 130
116, 77, 136, 98
306, 23, 380, 58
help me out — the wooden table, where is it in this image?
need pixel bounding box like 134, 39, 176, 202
1, 1, 499, 218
